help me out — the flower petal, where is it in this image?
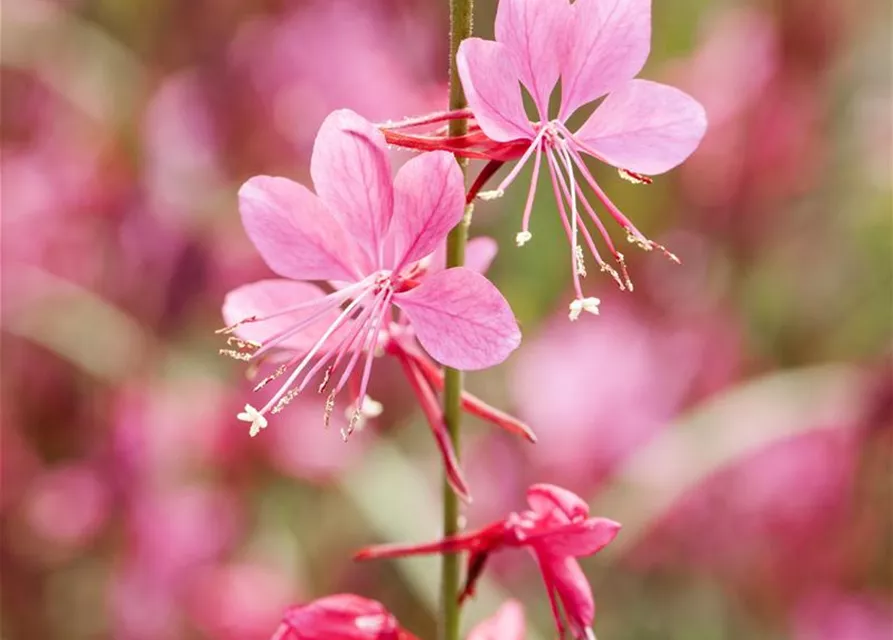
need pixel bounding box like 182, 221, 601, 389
527, 484, 590, 520
276, 594, 406, 640
428, 236, 498, 275
395, 268, 521, 370
534, 518, 621, 558
311, 109, 394, 269
574, 79, 707, 175
390, 151, 465, 271
457, 38, 534, 142
467, 600, 526, 640
559, 0, 652, 120
221, 279, 338, 352
546, 556, 596, 638
495, 0, 572, 116
239, 176, 361, 281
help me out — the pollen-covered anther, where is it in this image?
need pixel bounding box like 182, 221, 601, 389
317, 366, 332, 394
253, 364, 287, 392
515, 230, 533, 247
600, 262, 625, 290
226, 336, 261, 351
236, 404, 268, 437
218, 349, 253, 361
477, 188, 505, 201
568, 297, 601, 321
574, 245, 587, 277
615, 252, 634, 291
341, 409, 363, 442
343, 395, 383, 433
618, 168, 653, 185
271, 387, 301, 414
324, 391, 336, 428
215, 317, 257, 335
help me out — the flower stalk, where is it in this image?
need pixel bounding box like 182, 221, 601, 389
443, 0, 474, 637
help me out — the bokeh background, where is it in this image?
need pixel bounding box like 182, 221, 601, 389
2, 0, 891, 638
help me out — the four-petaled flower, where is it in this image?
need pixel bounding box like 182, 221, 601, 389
270, 594, 419, 640
386, 0, 707, 317
356, 484, 620, 639
221, 109, 521, 441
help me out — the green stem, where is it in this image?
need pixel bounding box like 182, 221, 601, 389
441, 0, 473, 638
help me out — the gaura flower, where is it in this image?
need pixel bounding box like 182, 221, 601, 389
356, 484, 620, 639
270, 595, 526, 640
219, 109, 522, 483
270, 594, 418, 640
381, 0, 707, 318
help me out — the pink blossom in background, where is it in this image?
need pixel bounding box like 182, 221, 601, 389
23, 463, 110, 552
358, 484, 620, 639
142, 69, 224, 219
272, 594, 418, 640
632, 425, 861, 600
111, 486, 241, 639
221, 110, 520, 493
230, 0, 443, 153
455, 0, 705, 311
467, 600, 526, 640
510, 296, 739, 493
793, 591, 893, 640
671, 5, 829, 230
188, 562, 297, 640
1, 71, 119, 290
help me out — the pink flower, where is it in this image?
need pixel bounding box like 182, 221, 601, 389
356, 484, 620, 639
271, 594, 418, 640
384, 0, 707, 314
221, 109, 521, 439
467, 600, 526, 640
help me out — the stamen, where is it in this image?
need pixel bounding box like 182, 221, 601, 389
518, 143, 543, 244
317, 366, 332, 393
220, 349, 256, 361
574, 245, 587, 277
568, 297, 601, 321
549, 147, 625, 291
216, 317, 256, 335
618, 168, 653, 185
227, 336, 260, 351
546, 150, 585, 300
259, 287, 374, 419
477, 189, 504, 201
626, 231, 681, 263
344, 291, 393, 439
253, 363, 288, 391
492, 126, 550, 194
236, 404, 268, 437
324, 391, 336, 428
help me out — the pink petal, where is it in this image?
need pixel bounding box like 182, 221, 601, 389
535, 518, 621, 558
390, 151, 465, 271
395, 268, 521, 370
527, 484, 590, 520
222, 279, 337, 352
546, 556, 596, 638
310, 109, 394, 269
457, 38, 534, 142
276, 594, 404, 640
559, 0, 651, 120
495, 0, 572, 116
574, 79, 707, 175
467, 600, 526, 640
239, 176, 361, 281
429, 236, 498, 274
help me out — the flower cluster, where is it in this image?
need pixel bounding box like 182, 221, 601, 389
220, 0, 704, 637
